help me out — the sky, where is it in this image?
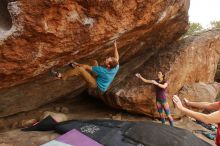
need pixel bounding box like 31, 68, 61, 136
189, 0, 220, 28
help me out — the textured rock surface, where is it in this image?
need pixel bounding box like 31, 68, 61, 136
215, 61, 220, 82
0, 0, 189, 89
177, 82, 219, 112
0, 130, 59, 146
0, 0, 189, 117
91, 30, 220, 118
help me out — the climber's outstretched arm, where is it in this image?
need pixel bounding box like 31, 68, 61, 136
114, 41, 119, 62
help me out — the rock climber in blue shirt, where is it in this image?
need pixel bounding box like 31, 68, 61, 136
52, 41, 119, 93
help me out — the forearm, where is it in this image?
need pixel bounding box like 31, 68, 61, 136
181, 107, 211, 124
187, 101, 214, 110
156, 83, 167, 89
114, 44, 119, 61
140, 77, 152, 83
154, 81, 167, 89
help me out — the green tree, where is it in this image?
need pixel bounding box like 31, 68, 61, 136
210, 21, 220, 29
186, 22, 203, 35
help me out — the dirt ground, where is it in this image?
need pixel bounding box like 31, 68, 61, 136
0, 94, 216, 146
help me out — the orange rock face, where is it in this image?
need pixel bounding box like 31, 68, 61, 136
0, 0, 189, 89
0, 0, 190, 117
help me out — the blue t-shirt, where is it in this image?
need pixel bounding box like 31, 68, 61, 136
92, 65, 119, 92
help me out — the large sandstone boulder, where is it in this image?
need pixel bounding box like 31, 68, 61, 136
0, 130, 58, 146
0, 0, 189, 117
91, 30, 220, 118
